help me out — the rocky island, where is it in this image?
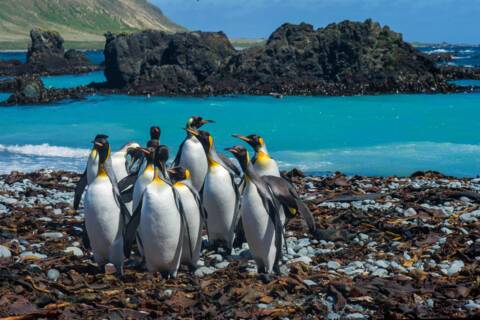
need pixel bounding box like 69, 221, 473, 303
102, 19, 477, 96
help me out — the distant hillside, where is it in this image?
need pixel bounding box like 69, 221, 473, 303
0, 0, 185, 48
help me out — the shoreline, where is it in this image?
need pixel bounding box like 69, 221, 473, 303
1, 169, 479, 318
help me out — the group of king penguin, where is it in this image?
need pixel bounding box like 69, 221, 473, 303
73, 116, 317, 278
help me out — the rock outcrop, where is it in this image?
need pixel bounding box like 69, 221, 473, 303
0, 29, 99, 77
103, 19, 459, 96
1, 77, 94, 106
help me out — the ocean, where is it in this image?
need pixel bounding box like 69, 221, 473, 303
0, 49, 479, 177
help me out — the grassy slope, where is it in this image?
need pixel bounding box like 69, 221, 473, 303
0, 0, 185, 48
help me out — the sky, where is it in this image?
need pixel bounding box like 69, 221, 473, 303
152, 0, 480, 44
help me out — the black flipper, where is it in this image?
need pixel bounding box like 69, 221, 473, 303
124, 198, 143, 258
120, 188, 133, 203
73, 169, 88, 210
118, 173, 138, 193
185, 184, 209, 236
105, 158, 131, 225
172, 187, 193, 261
172, 139, 186, 167
229, 172, 242, 249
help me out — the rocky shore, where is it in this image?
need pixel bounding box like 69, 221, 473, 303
1, 169, 479, 318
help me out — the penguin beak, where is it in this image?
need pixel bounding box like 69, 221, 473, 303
139, 148, 150, 156
225, 147, 239, 155
94, 141, 104, 148
232, 134, 251, 143
201, 119, 214, 125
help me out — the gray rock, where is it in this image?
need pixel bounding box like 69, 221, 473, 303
297, 247, 309, 256
194, 266, 215, 277
290, 256, 312, 265
375, 260, 390, 269
64, 246, 83, 257
460, 210, 480, 223
303, 279, 317, 287
327, 261, 341, 270
215, 261, 230, 269
41, 232, 64, 239
345, 313, 367, 320
403, 208, 417, 217
371, 268, 388, 277
0, 245, 12, 258
47, 268, 60, 281
464, 300, 480, 310
447, 260, 464, 276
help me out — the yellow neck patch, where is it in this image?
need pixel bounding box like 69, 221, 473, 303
97, 164, 108, 177
174, 181, 186, 188
208, 156, 220, 168
256, 151, 271, 165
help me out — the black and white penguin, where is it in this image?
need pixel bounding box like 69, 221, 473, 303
124, 146, 191, 278
187, 128, 240, 252
172, 116, 214, 191
226, 145, 284, 274
168, 166, 206, 270
83, 135, 130, 274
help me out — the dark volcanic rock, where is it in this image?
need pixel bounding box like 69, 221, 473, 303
0, 29, 99, 77
104, 30, 235, 91
1, 77, 94, 106
103, 19, 461, 96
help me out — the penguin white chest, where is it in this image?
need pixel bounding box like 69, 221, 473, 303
139, 182, 182, 272
202, 165, 237, 245
179, 138, 208, 191
132, 167, 154, 211
84, 176, 121, 265
111, 152, 128, 181
175, 184, 203, 266
241, 182, 278, 273
254, 158, 280, 177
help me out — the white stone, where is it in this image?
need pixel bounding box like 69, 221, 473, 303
0, 245, 11, 258
64, 247, 84, 257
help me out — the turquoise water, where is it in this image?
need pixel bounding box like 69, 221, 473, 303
0, 93, 479, 177
450, 79, 480, 87
0, 50, 104, 65
41, 71, 106, 89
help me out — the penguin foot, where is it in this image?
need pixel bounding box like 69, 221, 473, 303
187, 264, 198, 273
258, 273, 273, 284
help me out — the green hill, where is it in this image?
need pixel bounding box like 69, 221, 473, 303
0, 0, 186, 49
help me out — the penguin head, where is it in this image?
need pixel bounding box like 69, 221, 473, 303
92, 134, 110, 163
187, 116, 214, 130
154, 145, 169, 168
232, 134, 265, 152
150, 126, 161, 140
186, 128, 212, 154
126, 146, 144, 173
225, 145, 250, 171
167, 166, 190, 183
140, 146, 156, 164
147, 139, 160, 149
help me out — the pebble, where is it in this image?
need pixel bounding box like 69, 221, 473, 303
36, 217, 53, 222
345, 313, 367, 319
403, 208, 417, 217
20, 251, 47, 260
47, 268, 60, 281
163, 289, 173, 297
327, 261, 341, 270
460, 210, 480, 223
289, 256, 312, 265
194, 266, 215, 277
215, 261, 229, 269
371, 268, 388, 277
0, 245, 12, 258
426, 299, 434, 308
303, 279, 317, 287
64, 246, 84, 257
104, 263, 117, 275
446, 260, 464, 276
41, 232, 64, 239
208, 254, 223, 262
53, 208, 62, 215
375, 260, 390, 269
464, 300, 480, 310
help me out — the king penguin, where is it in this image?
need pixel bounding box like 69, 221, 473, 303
168, 166, 205, 270
226, 145, 284, 274
132, 146, 156, 213
172, 116, 214, 191
232, 134, 280, 177
83, 135, 130, 274
124, 146, 190, 278
187, 128, 240, 252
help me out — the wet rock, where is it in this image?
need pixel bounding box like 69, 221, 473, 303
446, 260, 464, 276
41, 232, 64, 239
0, 245, 12, 258
64, 246, 83, 257
327, 261, 341, 270
403, 208, 417, 217
194, 266, 215, 277
47, 268, 60, 281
